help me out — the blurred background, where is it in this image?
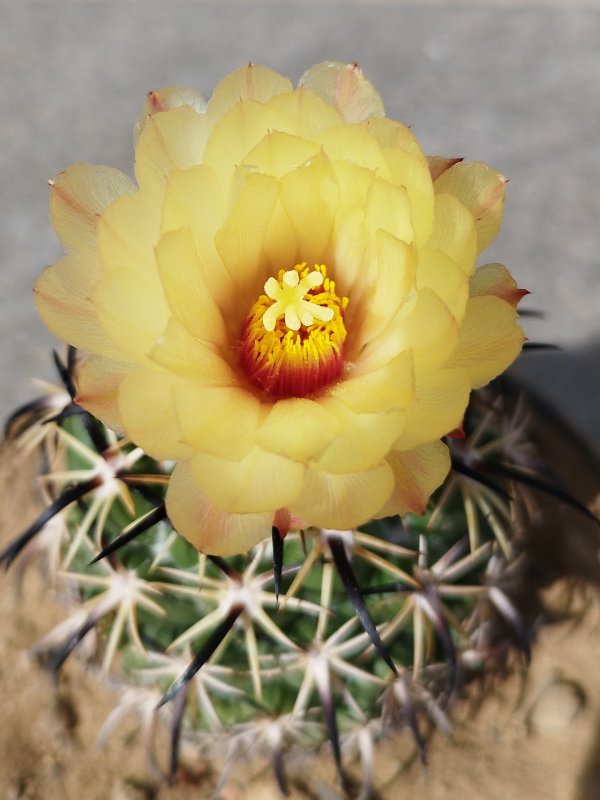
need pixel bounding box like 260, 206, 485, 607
1, 0, 598, 449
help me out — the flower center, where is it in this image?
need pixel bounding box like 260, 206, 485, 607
240, 264, 348, 398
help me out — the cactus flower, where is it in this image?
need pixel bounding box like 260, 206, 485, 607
35, 62, 524, 555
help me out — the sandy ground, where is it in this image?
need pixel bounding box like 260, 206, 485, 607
0, 384, 599, 800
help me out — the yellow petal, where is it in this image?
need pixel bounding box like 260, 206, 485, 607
214, 170, 281, 311
242, 130, 320, 178
135, 86, 206, 144
166, 462, 273, 555
155, 227, 227, 343
257, 398, 341, 462
427, 156, 463, 183
365, 117, 424, 158
35, 253, 125, 360
97, 191, 161, 276
118, 369, 192, 460
266, 88, 342, 137
290, 461, 395, 530
310, 398, 406, 474
384, 147, 434, 247
134, 105, 209, 196
206, 64, 292, 124
173, 383, 263, 460
75, 354, 132, 431
190, 446, 305, 514
355, 230, 417, 346
381, 441, 450, 516
364, 173, 414, 246
470, 263, 528, 307
278, 153, 339, 266
417, 246, 469, 322
93, 269, 169, 360
314, 125, 391, 177
203, 100, 292, 184
428, 193, 477, 276
150, 317, 236, 385
393, 368, 471, 450
299, 62, 385, 123
49, 164, 135, 254
434, 161, 506, 252
445, 296, 524, 388
331, 349, 414, 414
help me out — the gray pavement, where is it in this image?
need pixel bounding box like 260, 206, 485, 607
1, 1, 598, 448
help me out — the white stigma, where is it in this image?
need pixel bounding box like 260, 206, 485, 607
262, 269, 334, 332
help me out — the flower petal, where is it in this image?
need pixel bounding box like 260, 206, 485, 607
49, 164, 136, 254
331, 349, 414, 414
393, 368, 471, 450
445, 296, 524, 388
257, 398, 341, 462
434, 161, 506, 252
242, 130, 320, 178
135, 86, 206, 143
35, 253, 125, 360
291, 462, 395, 530
381, 441, 450, 516
417, 246, 469, 322
167, 461, 273, 556
134, 105, 209, 196
173, 383, 263, 461
155, 227, 227, 344
75, 354, 132, 431
365, 117, 424, 158
206, 64, 292, 124
150, 317, 236, 385
118, 369, 192, 460
97, 191, 162, 276
383, 148, 434, 247
190, 447, 305, 514
299, 62, 385, 123
93, 269, 169, 360
470, 263, 528, 307
428, 193, 477, 276
267, 88, 342, 137
309, 398, 406, 474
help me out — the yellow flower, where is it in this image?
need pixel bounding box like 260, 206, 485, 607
35, 63, 524, 556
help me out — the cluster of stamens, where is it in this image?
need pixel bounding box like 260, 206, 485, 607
240, 264, 348, 398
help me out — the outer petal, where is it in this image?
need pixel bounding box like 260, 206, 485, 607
365, 117, 425, 158
242, 130, 320, 179
167, 461, 273, 556
314, 125, 391, 178
416, 246, 469, 323
257, 398, 341, 462
206, 64, 292, 124
35, 253, 125, 360
380, 441, 450, 517
427, 156, 463, 183
383, 148, 434, 247
445, 296, 524, 388
393, 367, 471, 450
190, 447, 305, 515
266, 88, 342, 138
290, 462, 395, 530
75, 354, 132, 431
92, 269, 169, 360
173, 383, 263, 461
97, 192, 162, 276
135, 86, 206, 144
299, 62, 385, 123
428, 194, 477, 276
470, 263, 528, 307
118, 369, 192, 460
134, 105, 209, 196
49, 164, 136, 254
309, 398, 406, 474
434, 161, 506, 252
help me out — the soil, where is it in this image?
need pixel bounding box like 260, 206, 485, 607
1, 383, 599, 800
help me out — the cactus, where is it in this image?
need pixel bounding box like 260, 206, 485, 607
2, 346, 595, 798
